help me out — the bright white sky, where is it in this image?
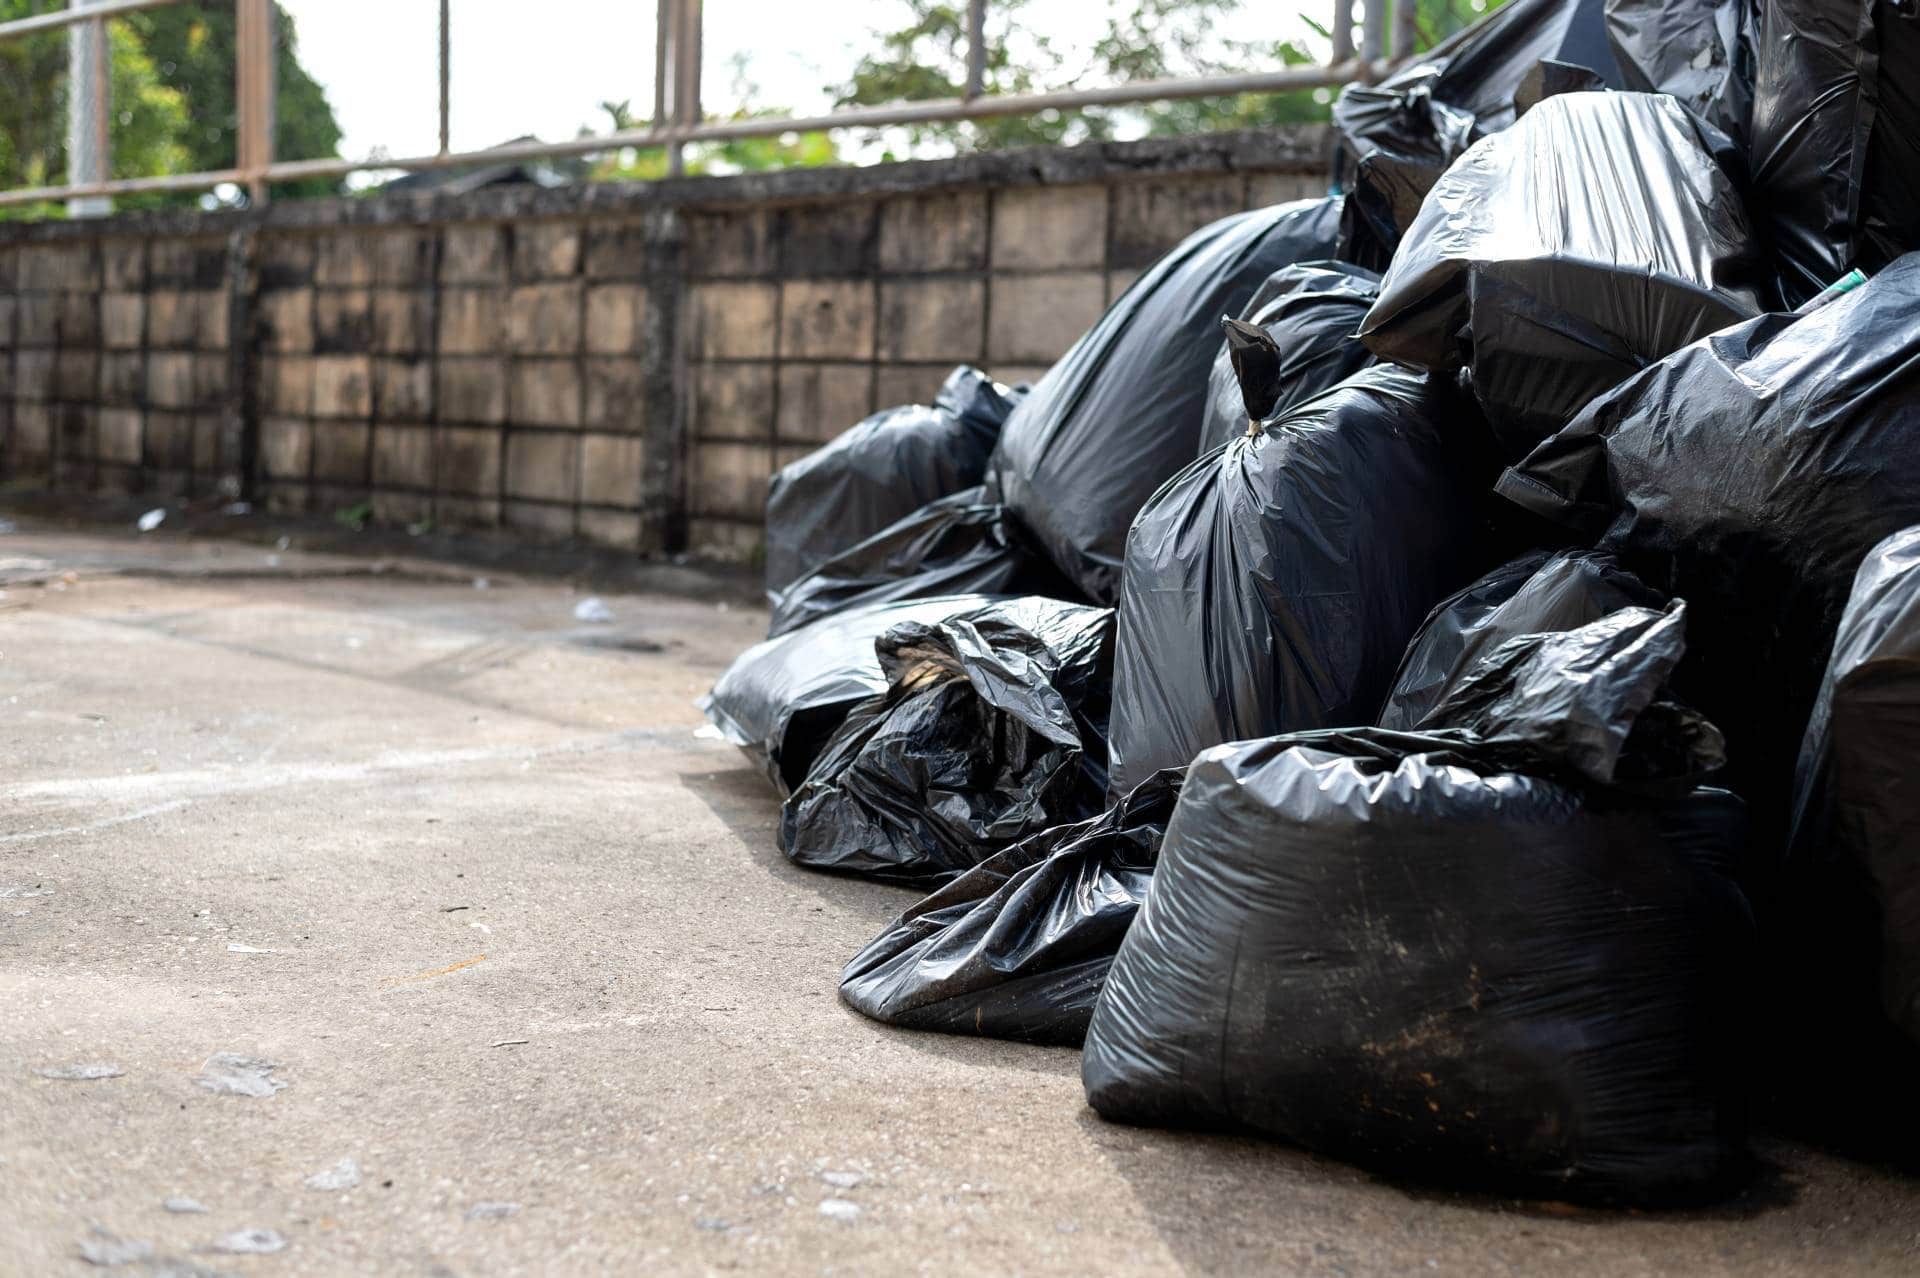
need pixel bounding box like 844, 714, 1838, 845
280, 1, 1330, 165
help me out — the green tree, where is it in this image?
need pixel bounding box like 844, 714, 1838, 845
586, 55, 838, 182
0, 2, 192, 217
0, 1, 342, 216
135, 2, 344, 201
835, 0, 1500, 157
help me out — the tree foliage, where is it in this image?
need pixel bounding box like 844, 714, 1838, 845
137, 2, 344, 200
0, 0, 342, 216
832, 0, 1338, 157
586, 55, 839, 182
833, 0, 1496, 158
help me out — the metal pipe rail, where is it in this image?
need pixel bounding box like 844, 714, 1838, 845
0, 0, 1399, 213
0, 0, 179, 39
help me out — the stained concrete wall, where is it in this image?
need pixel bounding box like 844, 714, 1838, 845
0, 126, 1333, 559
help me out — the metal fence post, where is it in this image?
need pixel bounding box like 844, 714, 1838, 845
660, 0, 683, 176
965, 0, 986, 99
1360, 0, 1387, 67
662, 0, 703, 177
1393, 0, 1420, 60
235, 0, 276, 205
1330, 0, 1355, 66
438, 0, 450, 155
66, 0, 111, 217
678, 0, 702, 170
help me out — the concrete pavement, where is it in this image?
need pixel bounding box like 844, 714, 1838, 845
2, 521, 1918, 1276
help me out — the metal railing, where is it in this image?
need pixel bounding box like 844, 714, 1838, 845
0, 0, 1408, 213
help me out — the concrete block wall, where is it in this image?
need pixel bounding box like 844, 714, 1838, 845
0, 126, 1331, 560
250, 219, 663, 549
6, 236, 239, 501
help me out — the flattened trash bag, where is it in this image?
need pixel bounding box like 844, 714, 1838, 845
1107, 364, 1495, 801
699, 594, 1001, 796
1792, 527, 1920, 1044
1498, 253, 1920, 840
1749, 0, 1920, 305
987, 197, 1344, 604
767, 487, 1080, 639
765, 366, 1017, 597
839, 770, 1182, 1046
1605, 0, 1754, 144
1380, 547, 1663, 730
1084, 605, 1757, 1204
1196, 262, 1380, 455
782, 597, 1114, 887
1359, 92, 1765, 458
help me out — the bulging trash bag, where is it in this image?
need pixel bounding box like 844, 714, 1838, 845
839, 769, 1182, 1046
782, 597, 1114, 887
1084, 604, 1757, 1205
1792, 527, 1920, 1043
987, 197, 1345, 605
1196, 262, 1380, 455
766, 487, 1080, 639
699, 594, 1001, 796
1359, 91, 1766, 458
1749, 0, 1920, 306
764, 366, 1018, 598
1335, 0, 1622, 167
1380, 547, 1663, 730
1106, 364, 1496, 801
1605, 0, 1755, 144
1497, 254, 1920, 840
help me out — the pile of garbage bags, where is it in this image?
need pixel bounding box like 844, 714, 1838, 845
701, 0, 1920, 1207
1087, 605, 1754, 1204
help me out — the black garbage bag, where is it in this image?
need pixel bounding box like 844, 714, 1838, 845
1106, 364, 1497, 800
839, 769, 1182, 1046
1605, 0, 1755, 144
1748, 0, 1920, 306
1359, 91, 1766, 459
1792, 527, 1920, 1044
766, 487, 1081, 639
781, 597, 1114, 887
764, 366, 1018, 598
1380, 547, 1663, 730
1497, 253, 1920, 844
1084, 603, 1757, 1205
1196, 262, 1380, 455
699, 594, 1003, 796
1335, 148, 1442, 273
986, 197, 1345, 605
1335, 0, 1622, 166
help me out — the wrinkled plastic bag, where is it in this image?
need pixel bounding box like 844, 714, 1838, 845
1107, 364, 1495, 800
839, 769, 1181, 1046
1085, 604, 1756, 1204
1335, 148, 1443, 272
1792, 527, 1920, 1044
765, 366, 1018, 597
1498, 253, 1920, 839
1380, 547, 1662, 730
766, 487, 1078, 639
782, 597, 1114, 886
699, 594, 1002, 795
1197, 262, 1380, 454
1335, 0, 1622, 164
1749, 0, 1920, 305
1359, 92, 1766, 457
987, 197, 1344, 604
1605, 0, 1755, 144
